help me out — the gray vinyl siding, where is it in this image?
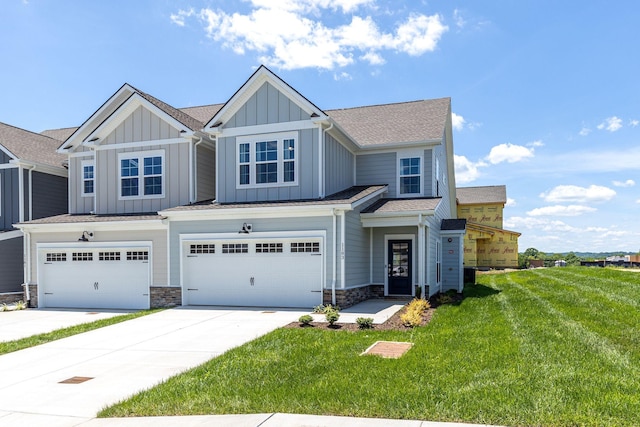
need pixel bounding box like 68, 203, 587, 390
217, 128, 319, 203
224, 82, 311, 128
0, 150, 11, 164
441, 235, 461, 292
344, 204, 371, 287
69, 154, 95, 214
425, 215, 441, 297
102, 105, 180, 144
95, 143, 190, 214
370, 226, 418, 285
196, 145, 215, 202
324, 134, 354, 196
0, 168, 19, 230
423, 149, 433, 197
0, 235, 23, 292
31, 172, 68, 220
356, 152, 396, 197
168, 215, 335, 287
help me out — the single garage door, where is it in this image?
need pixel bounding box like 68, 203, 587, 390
38, 246, 151, 309
183, 237, 323, 308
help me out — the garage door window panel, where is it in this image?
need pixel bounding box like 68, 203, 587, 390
99, 251, 121, 261
222, 243, 248, 254
291, 242, 320, 253
256, 243, 283, 253
72, 252, 93, 261
190, 244, 215, 254
127, 251, 148, 261
46, 252, 67, 262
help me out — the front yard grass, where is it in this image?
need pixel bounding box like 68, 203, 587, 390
0, 308, 163, 355
100, 267, 640, 426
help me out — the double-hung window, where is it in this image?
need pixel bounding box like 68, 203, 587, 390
81, 160, 95, 196
236, 132, 297, 188
118, 150, 164, 199
399, 156, 422, 196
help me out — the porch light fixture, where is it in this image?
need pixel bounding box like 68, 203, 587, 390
238, 223, 252, 234
78, 231, 93, 242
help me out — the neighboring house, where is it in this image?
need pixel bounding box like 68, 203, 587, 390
456, 185, 520, 269
0, 122, 68, 300
18, 66, 465, 310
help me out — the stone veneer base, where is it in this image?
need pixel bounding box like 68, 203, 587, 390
323, 284, 386, 309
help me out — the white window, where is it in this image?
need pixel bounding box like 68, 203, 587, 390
236, 132, 297, 188
398, 154, 423, 197
118, 150, 164, 199
81, 160, 95, 196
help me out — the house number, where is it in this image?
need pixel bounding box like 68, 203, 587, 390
94, 282, 99, 290
250, 277, 255, 286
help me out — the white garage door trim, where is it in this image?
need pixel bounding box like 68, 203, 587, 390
37, 241, 152, 310
180, 231, 326, 308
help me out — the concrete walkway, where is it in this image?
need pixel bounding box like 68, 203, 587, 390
0, 303, 497, 427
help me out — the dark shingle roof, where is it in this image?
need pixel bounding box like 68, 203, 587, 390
133, 86, 204, 132
326, 98, 450, 147
361, 197, 441, 214
456, 185, 507, 205
179, 104, 224, 124
163, 185, 387, 212
0, 122, 67, 168
40, 127, 78, 142
441, 219, 467, 231
20, 212, 165, 225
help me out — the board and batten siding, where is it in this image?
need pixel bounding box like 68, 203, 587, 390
0, 235, 23, 293
217, 128, 319, 203
94, 143, 190, 214
441, 235, 461, 292
101, 105, 181, 144
196, 145, 215, 202
356, 152, 396, 197
28, 228, 168, 287
324, 134, 354, 196
168, 215, 335, 287
32, 171, 68, 220
224, 82, 311, 128
0, 168, 19, 230
423, 149, 433, 197
343, 202, 373, 288
69, 154, 95, 214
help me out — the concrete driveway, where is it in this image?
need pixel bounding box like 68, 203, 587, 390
0, 306, 309, 426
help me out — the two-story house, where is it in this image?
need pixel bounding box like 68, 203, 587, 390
18, 66, 465, 310
0, 122, 68, 300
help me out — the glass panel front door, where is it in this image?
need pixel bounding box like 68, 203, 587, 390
388, 240, 412, 295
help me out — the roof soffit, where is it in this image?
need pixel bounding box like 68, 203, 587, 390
204, 66, 327, 132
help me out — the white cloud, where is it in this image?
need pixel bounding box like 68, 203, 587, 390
454, 155, 485, 184
597, 116, 623, 132
506, 197, 516, 207
540, 185, 616, 203
630, 119, 639, 127
333, 71, 352, 80
612, 179, 635, 188
453, 9, 466, 29
451, 112, 465, 131
528, 140, 544, 147
579, 127, 591, 136
486, 143, 534, 164
177, 2, 448, 70
526, 205, 597, 217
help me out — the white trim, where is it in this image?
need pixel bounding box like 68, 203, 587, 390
18, 218, 167, 233
216, 120, 316, 138
0, 230, 23, 241
93, 137, 187, 151
18, 165, 24, 223
0, 163, 19, 170
357, 139, 441, 152
0, 144, 18, 161
339, 210, 345, 290
235, 131, 298, 189
396, 149, 424, 198
37, 240, 153, 250
0, 174, 2, 217
68, 151, 97, 158
81, 160, 95, 197
384, 234, 416, 297
117, 149, 166, 200
10, 160, 68, 178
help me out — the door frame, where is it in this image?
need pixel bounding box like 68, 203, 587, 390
383, 234, 415, 296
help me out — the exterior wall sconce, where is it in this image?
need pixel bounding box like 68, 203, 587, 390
78, 231, 93, 242
238, 223, 252, 234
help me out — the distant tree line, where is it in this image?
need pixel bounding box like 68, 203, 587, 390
516, 248, 639, 268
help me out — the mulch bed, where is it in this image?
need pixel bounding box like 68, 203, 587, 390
285, 293, 464, 332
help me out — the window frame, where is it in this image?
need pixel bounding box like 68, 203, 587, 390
81, 160, 95, 197
236, 132, 298, 189
397, 151, 423, 197
117, 150, 165, 200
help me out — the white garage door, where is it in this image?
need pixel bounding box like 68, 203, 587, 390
39, 246, 150, 309
182, 237, 323, 308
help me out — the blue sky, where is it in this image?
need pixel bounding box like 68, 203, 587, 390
1, 0, 638, 253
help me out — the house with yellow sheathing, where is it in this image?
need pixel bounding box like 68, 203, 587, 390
456, 185, 521, 269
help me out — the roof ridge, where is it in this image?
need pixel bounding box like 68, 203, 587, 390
326, 97, 450, 112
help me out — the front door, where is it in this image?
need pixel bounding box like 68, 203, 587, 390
388, 240, 412, 295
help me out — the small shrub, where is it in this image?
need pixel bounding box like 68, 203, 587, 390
325, 308, 340, 325
313, 304, 326, 314
356, 317, 374, 329
436, 293, 453, 304
298, 314, 313, 326
313, 304, 341, 314
0, 303, 7, 312
15, 301, 26, 310
400, 298, 430, 328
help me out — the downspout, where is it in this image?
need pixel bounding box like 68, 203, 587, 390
23, 230, 31, 304
27, 164, 35, 220
188, 141, 194, 203
331, 209, 337, 305
192, 136, 203, 203
418, 213, 423, 297
339, 210, 346, 300
17, 164, 24, 223
320, 122, 333, 198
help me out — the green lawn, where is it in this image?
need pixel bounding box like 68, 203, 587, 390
0, 309, 162, 355
100, 267, 640, 426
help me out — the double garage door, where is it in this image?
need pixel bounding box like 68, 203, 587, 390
38, 246, 151, 309
182, 237, 323, 308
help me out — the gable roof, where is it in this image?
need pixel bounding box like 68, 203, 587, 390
326, 98, 450, 147
361, 197, 441, 214
40, 127, 78, 142
179, 104, 224, 124
133, 86, 205, 132
456, 185, 507, 205
0, 122, 67, 168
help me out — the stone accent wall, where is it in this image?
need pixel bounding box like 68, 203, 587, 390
369, 284, 384, 298
0, 292, 24, 305
150, 286, 182, 308
323, 285, 379, 309
27, 285, 38, 308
